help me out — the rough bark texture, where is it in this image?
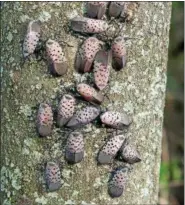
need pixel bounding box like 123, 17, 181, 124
1, 2, 171, 205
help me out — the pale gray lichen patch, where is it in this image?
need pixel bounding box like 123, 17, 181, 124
110, 81, 124, 94
93, 174, 109, 189
22, 138, 43, 164
20, 14, 30, 22
65, 200, 76, 205
66, 10, 79, 19
62, 169, 75, 180
19, 105, 32, 117
1, 166, 22, 203
141, 187, 149, 198
34, 192, 63, 205
35, 195, 48, 205
71, 190, 79, 198
81, 201, 97, 205
7, 32, 13, 42
38, 11, 51, 22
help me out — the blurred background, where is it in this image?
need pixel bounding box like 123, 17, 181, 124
159, 2, 184, 205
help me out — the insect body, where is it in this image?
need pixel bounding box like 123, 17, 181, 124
97, 134, 126, 164
75, 37, 103, 73
86, 2, 108, 19
111, 37, 126, 71
108, 2, 125, 19
108, 166, 130, 197
36, 103, 53, 137
23, 20, 41, 59
46, 39, 68, 76
77, 83, 104, 105
45, 161, 61, 192
65, 132, 84, 163
70, 17, 108, 34
120, 139, 141, 164
94, 50, 112, 90
66, 106, 100, 128
109, 2, 139, 22
100, 111, 132, 130
57, 94, 76, 127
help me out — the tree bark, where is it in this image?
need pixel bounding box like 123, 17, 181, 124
1, 2, 171, 205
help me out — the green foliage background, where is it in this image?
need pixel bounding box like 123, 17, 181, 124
160, 2, 184, 204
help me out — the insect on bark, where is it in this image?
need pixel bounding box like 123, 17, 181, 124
120, 139, 141, 164
108, 2, 125, 19
77, 83, 104, 105
108, 166, 131, 197
109, 2, 139, 22
111, 36, 127, 71
22, 20, 41, 59
93, 50, 112, 91
57, 94, 76, 127
86, 2, 108, 19
70, 17, 108, 34
45, 161, 61, 192
46, 39, 68, 76
66, 106, 100, 129
36, 103, 53, 137
97, 134, 126, 164
100, 111, 132, 130
65, 132, 84, 163
75, 37, 103, 73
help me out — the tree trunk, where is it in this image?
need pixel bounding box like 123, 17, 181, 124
1, 2, 171, 205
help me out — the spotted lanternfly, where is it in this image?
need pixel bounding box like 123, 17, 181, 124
77, 83, 104, 105
120, 139, 141, 164
37, 103, 53, 137
65, 132, 84, 163
75, 37, 103, 73
100, 111, 132, 130
109, 2, 139, 22
108, 166, 130, 198
70, 17, 108, 34
57, 94, 76, 127
93, 50, 112, 90
23, 20, 41, 59
86, 2, 108, 19
45, 161, 61, 192
108, 2, 125, 18
97, 135, 126, 164
111, 37, 126, 71
46, 39, 68, 76
66, 106, 100, 128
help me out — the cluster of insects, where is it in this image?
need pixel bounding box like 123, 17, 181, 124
22, 2, 140, 198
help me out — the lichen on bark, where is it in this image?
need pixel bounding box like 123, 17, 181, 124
1, 2, 171, 205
